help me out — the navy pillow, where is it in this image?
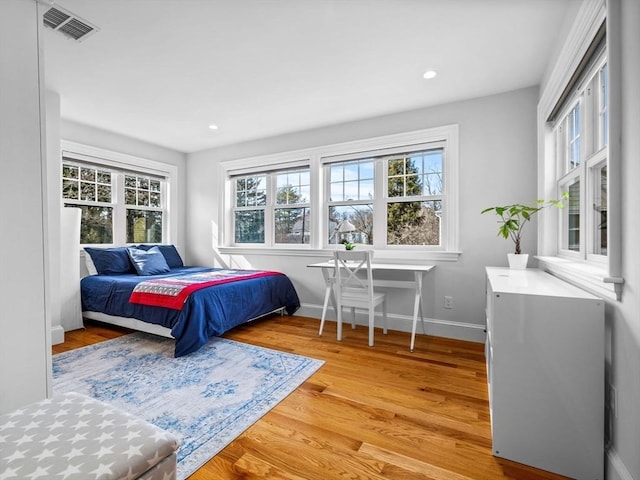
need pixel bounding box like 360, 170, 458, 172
135, 244, 184, 268
84, 247, 134, 275
127, 246, 171, 276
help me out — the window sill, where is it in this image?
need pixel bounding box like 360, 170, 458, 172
536, 256, 622, 301
218, 246, 462, 262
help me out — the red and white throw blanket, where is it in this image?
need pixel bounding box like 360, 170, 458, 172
129, 269, 281, 310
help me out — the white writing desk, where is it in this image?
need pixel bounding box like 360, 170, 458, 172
307, 261, 436, 351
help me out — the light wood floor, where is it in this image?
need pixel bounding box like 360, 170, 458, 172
53, 316, 570, 480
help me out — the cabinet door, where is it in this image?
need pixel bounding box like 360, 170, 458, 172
490, 292, 603, 479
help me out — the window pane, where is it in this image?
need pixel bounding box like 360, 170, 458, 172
387, 149, 443, 198
138, 190, 149, 207
81, 182, 96, 201
423, 173, 443, 196
359, 179, 374, 199
330, 182, 344, 201
125, 188, 136, 205
97, 184, 111, 203
421, 150, 443, 195
124, 174, 163, 208
328, 204, 373, 245
62, 179, 79, 200
567, 179, 580, 251
125, 175, 137, 188
329, 160, 375, 202
387, 200, 441, 246
80, 167, 95, 182
344, 163, 359, 181
235, 210, 264, 243
275, 169, 310, 205
66, 204, 113, 244
593, 165, 607, 255
388, 157, 421, 198
97, 171, 111, 184
275, 207, 310, 244
568, 104, 581, 169
62, 164, 78, 179
235, 176, 266, 207
600, 64, 609, 148
126, 209, 163, 243
149, 192, 161, 208
359, 162, 374, 180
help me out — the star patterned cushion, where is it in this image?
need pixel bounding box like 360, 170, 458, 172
0, 392, 179, 480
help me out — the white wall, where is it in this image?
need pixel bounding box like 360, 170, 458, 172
46, 91, 64, 343
537, 0, 640, 478
607, 0, 640, 477
0, 0, 50, 413
186, 87, 539, 342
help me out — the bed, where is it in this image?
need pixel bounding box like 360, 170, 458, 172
80, 245, 300, 357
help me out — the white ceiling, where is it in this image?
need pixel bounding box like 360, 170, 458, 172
42, 0, 581, 154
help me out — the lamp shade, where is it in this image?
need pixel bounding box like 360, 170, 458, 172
338, 219, 356, 233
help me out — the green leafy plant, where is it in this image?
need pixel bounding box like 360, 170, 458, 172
341, 239, 356, 250
481, 193, 568, 254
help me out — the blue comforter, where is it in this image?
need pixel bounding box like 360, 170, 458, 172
81, 267, 300, 356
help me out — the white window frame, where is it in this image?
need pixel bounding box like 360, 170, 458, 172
323, 143, 446, 250
219, 125, 459, 261
537, 0, 622, 301
61, 140, 178, 246
553, 54, 608, 260
231, 168, 312, 247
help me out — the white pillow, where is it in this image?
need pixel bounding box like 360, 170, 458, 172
84, 250, 98, 276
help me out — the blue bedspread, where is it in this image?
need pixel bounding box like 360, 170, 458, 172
81, 267, 300, 357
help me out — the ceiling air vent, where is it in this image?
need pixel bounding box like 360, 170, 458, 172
42, 5, 98, 41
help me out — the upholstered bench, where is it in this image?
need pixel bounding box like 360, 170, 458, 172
0, 392, 179, 480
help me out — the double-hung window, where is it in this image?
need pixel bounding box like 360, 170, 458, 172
325, 146, 444, 248
233, 168, 311, 246
553, 55, 608, 262
222, 125, 458, 258
62, 162, 115, 244
61, 147, 171, 245
539, 15, 621, 300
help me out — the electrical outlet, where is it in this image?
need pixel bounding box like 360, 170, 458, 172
609, 384, 618, 419
444, 296, 453, 309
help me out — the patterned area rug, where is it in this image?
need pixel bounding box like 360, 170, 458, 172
53, 332, 323, 479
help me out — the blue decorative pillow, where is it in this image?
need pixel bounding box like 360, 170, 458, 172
84, 247, 134, 275
135, 244, 184, 268
127, 246, 171, 276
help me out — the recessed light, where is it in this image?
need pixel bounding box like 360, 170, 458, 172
208, 124, 219, 130
423, 70, 437, 80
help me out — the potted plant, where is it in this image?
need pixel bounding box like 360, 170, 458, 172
341, 239, 356, 250
481, 193, 568, 269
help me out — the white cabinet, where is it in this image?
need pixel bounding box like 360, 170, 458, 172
485, 267, 604, 479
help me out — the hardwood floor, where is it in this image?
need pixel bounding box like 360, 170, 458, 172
53, 316, 571, 480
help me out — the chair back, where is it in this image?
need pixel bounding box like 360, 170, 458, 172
333, 250, 374, 299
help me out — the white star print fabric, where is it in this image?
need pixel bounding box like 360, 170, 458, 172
0, 392, 179, 480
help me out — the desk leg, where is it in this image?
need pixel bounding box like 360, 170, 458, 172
410, 272, 425, 352
318, 268, 337, 337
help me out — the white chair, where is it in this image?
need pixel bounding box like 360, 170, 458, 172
325, 250, 387, 346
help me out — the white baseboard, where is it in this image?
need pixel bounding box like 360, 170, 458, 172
607, 447, 634, 480
51, 325, 65, 345
297, 303, 486, 344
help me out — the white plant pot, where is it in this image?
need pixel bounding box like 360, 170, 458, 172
507, 253, 529, 270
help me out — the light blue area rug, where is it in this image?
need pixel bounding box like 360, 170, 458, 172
53, 332, 323, 479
